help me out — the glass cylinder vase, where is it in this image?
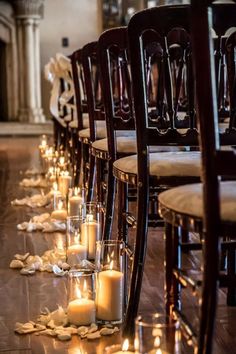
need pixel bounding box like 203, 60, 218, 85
135, 314, 182, 354
67, 270, 96, 326
80, 202, 103, 260
66, 216, 87, 267
95, 240, 125, 324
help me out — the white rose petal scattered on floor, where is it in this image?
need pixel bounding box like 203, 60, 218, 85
19, 177, 47, 188
9, 249, 67, 276
17, 213, 66, 233
11, 193, 51, 208
15, 307, 120, 341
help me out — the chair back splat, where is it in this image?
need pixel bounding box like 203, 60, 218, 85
82, 41, 105, 143
98, 27, 135, 161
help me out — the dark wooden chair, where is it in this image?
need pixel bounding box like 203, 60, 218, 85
96, 26, 136, 241
158, 2, 236, 352
120, 4, 203, 338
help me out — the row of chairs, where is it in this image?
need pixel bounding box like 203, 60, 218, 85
47, 1, 236, 353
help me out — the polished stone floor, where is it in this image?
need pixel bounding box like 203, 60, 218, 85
0, 137, 236, 354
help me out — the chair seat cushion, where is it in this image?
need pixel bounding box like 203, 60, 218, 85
113, 151, 201, 176
69, 120, 78, 128
92, 138, 193, 155
78, 126, 107, 139
78, 127, 136, 140
158, 181, 236, 222
92, 137, 137, 154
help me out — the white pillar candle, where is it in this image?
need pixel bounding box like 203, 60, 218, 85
67, 243, 87, 265
51, 208, 67, 221
81, 214, 101, 259
58, 171, 72, 197
96, 264, 124, 321
67, 297, 96, 326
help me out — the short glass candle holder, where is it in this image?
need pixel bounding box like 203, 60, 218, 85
58, 170, 72, 197
51, 195, 67, 221
67, 270, 96, 326
80, 202, 103, 260
66, 216, 87, 267
135, 314, 182, 354
95, 240, 125, 324
68, 187, 85, 217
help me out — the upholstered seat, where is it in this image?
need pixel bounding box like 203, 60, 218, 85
92, 137, 192, 155
78, 126, 107, 139
159, 181, 236, 222
113, 151, 201, 178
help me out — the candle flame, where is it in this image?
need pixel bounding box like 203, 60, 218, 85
74, 230, 80, 244
74, 187, 80, 196
75, 284, 82, 299
53, 182, 58, 191
122, 339, 129, 351
58, 200, 63, 210
59, 156, 65, 165
154, 336, 161, 347
156, 349, 162, 354
86, 213, 93, 222
109, 260, 114, 271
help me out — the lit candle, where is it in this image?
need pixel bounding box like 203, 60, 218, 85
96, 261, 124, 321
50, 182, 61, 197
81, 214, 101, 259
67, 230, 87, 265
39, 135, 48, 154
69, 187, 83, 216
51, 200, 67, 220
58, 171, 72, 197
67, 283, 96, 326
48, 167, 57, 183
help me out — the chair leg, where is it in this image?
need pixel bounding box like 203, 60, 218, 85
102, 160, 116, 240
165, 222, 174, 315
227, 247, 236, 306
117, 180, 128, 241
87, 153, 95, 202
96, 157, 106, 204
198, 230, 218, 354
165, 224, 181, 315
122, 180, 149, 339
74, 140, 82, 187
173, 226, 182, 311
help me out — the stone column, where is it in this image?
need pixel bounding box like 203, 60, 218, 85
13, 0, 45, 123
